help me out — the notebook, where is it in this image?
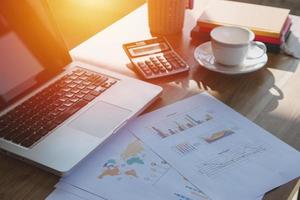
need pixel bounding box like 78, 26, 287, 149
197, 0, 290, 38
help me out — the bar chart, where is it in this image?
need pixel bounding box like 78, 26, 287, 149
173, 142, 198, 156
149, 108, 214, 139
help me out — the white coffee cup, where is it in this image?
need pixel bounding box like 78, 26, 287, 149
210, 26, 267, 66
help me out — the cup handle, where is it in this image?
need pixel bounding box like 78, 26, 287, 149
247, 41, 267, 59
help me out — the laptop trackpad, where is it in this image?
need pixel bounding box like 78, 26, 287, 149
69, 101, 132, 138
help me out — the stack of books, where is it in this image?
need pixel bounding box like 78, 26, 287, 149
191, 1, 291, 53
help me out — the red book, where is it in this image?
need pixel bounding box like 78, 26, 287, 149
197, 17, 292, 45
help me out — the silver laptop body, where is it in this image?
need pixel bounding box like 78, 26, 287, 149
0, 0, 162, 175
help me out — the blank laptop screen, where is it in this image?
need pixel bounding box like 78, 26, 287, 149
0, 0, 72, 111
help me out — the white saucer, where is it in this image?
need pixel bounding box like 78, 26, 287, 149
194, 41, 268, 75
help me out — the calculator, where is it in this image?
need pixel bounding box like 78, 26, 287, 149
123, 37, 190, 79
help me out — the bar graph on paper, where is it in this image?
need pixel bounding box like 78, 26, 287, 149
149, 108, 214, 139
173, 142, 198, 156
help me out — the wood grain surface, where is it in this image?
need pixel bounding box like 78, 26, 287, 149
1, 1, 300, 200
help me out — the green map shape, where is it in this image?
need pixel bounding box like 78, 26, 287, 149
104, 159, 117, 167
126, 157, 144, 165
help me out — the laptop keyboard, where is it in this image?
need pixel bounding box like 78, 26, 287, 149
0, 68, 118, 148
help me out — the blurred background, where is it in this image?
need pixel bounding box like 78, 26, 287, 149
48, 0, 300, 50
48, 0, 145, 49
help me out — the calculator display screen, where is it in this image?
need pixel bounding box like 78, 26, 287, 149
129, 42, 169, 57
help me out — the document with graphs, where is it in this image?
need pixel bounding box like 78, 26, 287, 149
128, 92, 300, 200
56, 128, 210, 200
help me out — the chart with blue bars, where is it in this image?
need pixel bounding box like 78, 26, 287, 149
173, 142, 198, 156
150, 108, 214, 139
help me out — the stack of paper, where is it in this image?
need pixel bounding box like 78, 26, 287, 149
191, 0, 291, 53
282, 16, 300, 59
47, 128, 211, 200
47, 93, 300, 200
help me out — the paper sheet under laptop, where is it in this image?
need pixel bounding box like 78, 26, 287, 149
54, 129, 210, 200
128, 92, 300, 200
47, 92, 299, 200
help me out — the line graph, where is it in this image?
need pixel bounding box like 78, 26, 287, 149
196, 143, 266, 177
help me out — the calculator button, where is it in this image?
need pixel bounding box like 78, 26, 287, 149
164, 63, 173, 71
166, 58, 176, 63
169, 61, 177, 65
142, 69, 153, 76
160, 60, 168, 65
137, 62, 146, 66
171, 53, 177, 57
175, 58, 182, 63
179, 62, 187, 68
157, 65, 166, 72
148, 66, 159, 74
146, 61, 154, 65
158, 56, 166, 60
162, 61, 170, 66
164, 53, 174, 59
158, 58, 165, 63
138, 64, 147, 69
171, 63, 181, 69
138, 64, 148, 69
140, 65, 150, 70
152, 68, 159, 74
153, 60, 160, 65
149, 67, 158, 72
157, 63, 164, 68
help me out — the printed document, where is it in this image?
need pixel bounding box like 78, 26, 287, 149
128, 92, 300, 200
60, 128, 210, 200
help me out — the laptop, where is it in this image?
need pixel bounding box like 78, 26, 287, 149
0, 1, 162, 175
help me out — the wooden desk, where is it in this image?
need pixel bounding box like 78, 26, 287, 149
1, 0, 300, 199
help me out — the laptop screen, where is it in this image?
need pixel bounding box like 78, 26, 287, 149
0, 0, 72, 112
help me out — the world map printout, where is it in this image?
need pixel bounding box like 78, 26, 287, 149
61, 128, 210, 200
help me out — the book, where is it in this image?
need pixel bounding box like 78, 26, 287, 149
197, 17, 292, 45
190, 25, 290, 53
197, 0, 290, 38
